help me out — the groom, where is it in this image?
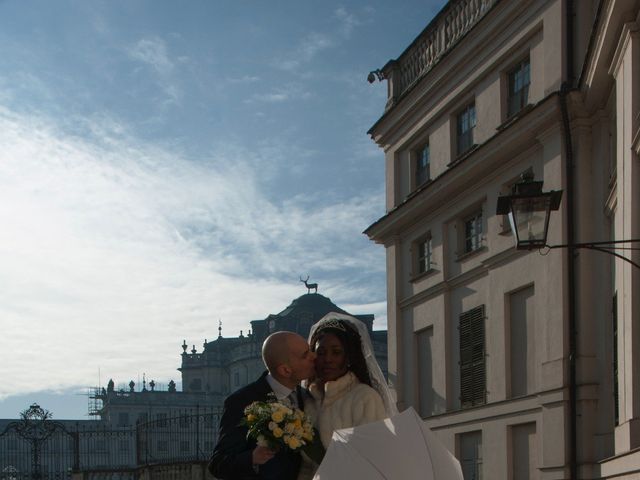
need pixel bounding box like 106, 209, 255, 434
208, 331, 316, 480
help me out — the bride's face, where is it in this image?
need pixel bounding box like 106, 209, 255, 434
314, 332, 349, 382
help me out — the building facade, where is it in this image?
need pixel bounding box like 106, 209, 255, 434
365, 0, 638, 479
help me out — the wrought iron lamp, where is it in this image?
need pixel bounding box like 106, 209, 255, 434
496, 172, 640, 268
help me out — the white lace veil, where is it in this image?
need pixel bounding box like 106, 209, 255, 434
307, 311, 398, 416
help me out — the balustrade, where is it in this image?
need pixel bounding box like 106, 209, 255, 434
388, 0, 497, 102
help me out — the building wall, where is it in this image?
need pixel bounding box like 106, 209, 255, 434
368, 0, 640, 478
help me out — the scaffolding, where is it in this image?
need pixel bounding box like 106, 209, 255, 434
87, 386, 104, 418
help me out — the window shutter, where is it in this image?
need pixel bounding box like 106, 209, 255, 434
460, 305, 486, 407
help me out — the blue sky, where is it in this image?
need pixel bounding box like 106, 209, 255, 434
0, 0, 445, 419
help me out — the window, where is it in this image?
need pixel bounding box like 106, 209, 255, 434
414, 144, 430, 187
460, 305, 486, 408
507, 58, 530, 117
157, 440, 168, 452
417, 328, 435, 417
156, 413, 167, 427
509, 286, 535, 398
118, 412, 129, 427
234, 372, 240, 386
457, 103, 476, 156
510, 423, 537, 480
119, 439, 129, 452
464, 211, 483, 253
180, 441, 190, 452
459, 431, 483, 480
414, 234, 433, 275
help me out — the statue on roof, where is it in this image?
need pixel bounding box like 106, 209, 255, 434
300, 275, 318, 293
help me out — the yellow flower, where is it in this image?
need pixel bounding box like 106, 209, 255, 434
247, 414, 257, 423
271, 410, 285, 423
288, 436, 301, 449
293, 418, 302, 428
285, 422, 295, 434
273, 427, 284, 438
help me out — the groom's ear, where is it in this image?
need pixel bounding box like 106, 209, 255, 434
276, 364, 292, 378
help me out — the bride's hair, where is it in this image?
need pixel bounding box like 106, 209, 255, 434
309, 320, 372, 386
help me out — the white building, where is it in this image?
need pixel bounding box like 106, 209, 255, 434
365, 0, 639, 478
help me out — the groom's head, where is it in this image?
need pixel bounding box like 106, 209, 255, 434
262, 331, 316, 389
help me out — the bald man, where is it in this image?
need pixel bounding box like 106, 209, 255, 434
209, 331, 316, 480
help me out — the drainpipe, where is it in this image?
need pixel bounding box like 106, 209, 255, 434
560, 83, 577, 480
562, 0, 577, 478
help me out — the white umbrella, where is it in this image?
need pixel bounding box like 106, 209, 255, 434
313, 407, 463, 480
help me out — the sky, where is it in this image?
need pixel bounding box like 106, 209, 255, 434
0, 0, 445, 419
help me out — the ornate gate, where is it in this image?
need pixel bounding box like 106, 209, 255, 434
0, 404, 77, 480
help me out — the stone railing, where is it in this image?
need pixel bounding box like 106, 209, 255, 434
386, 0, 498, 104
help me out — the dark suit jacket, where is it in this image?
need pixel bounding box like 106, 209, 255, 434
208, 372, 303, 480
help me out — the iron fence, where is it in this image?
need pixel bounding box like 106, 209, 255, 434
136, 408, 221, 466
0, 405, 222, 480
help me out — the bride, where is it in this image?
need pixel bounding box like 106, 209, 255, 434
297, 312, 397, 479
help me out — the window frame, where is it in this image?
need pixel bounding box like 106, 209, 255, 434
458, 430, 483, 480
463, 210, 483, 254
417, 234, 433, 275
413, 143, 431, 188
506, 57, 531, 118
456, 102, 477, 157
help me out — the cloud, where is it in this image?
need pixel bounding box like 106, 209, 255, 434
277, 32, 335, 72
246, 92, 289, 103
274, 8, 366, 73
126, 36, 182, 105
243, 84, 311, 104
335, 7, 361, 37
227, 75, 261, 84
128, 36, 174, 74
0, 105, 385, 400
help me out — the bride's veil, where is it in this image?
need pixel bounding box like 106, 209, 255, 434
308, 311, 398, 416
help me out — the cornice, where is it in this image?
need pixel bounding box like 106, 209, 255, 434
369, 0, 544, 147
365, 93, 561, 243
609, 20, 640, 77
582, 0, 616, 89
397, 246, 526, 309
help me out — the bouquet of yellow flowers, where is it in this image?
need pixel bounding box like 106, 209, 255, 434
243, 397, 324, 463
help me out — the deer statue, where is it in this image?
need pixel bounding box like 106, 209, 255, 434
300, 275, 318, 294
